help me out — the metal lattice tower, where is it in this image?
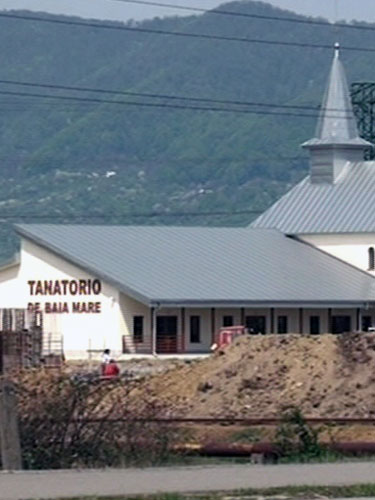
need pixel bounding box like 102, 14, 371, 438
351, 82, 375, 160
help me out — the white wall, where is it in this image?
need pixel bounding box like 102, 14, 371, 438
216, 308, 242, 329
300, 233, 375, 274
274, 308, 299, 333
119, 293, 151, 354
184, 307, 212, 352
302, 308, 329, 333
0, 239, 121, 359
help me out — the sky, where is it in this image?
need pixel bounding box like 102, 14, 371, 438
1, 0, 375, 23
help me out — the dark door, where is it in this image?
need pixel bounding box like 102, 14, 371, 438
332, 315, 351, 334
156, 316, 178, 353
310, 316, 320, 335
277, 315, 288, 334
246, 316, 266, 334
362, 316, 372, 332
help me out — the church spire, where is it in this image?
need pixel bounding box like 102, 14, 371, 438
302, 44, 372, 184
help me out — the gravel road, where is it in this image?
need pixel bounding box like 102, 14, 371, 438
1, 462, 375, 500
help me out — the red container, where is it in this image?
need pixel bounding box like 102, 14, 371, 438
217, 326, 246, 348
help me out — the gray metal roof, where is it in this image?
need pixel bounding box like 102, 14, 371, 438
252, 46, 375, 233
302, 45, 371, 149
251, 161, 375, 234
15, 224, 375, 307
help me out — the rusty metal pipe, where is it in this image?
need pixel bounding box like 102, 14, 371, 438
180, 442, 375, 457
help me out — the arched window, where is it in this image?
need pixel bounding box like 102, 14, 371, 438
369, 247, 375, 270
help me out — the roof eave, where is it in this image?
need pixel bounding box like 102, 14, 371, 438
0, 253, 20, 272
150, 300, 375, 309
301, 139, 372, 149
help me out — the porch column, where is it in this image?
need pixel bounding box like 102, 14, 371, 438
328, 308, 332, 333
240, 308, 245, 326
270, 308, 275, 334
151, 307, 157, 356
181, 308, 186, 353
299, 308, 304, 334
211, 308, 216, 345
356, 308, 362, 331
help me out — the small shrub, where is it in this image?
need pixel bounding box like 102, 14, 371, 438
16, 372, 185, 469
275, 406, 325, 461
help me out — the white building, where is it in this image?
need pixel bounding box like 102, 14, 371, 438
1, 45, 375, 359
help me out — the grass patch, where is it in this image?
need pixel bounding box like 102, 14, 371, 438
45, 482, 375, 500
230, 428, 261, 444
235, 483, 375, 498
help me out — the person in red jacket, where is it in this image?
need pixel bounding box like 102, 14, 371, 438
102, 359, 120, 378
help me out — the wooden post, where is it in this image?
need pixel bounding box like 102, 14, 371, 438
0, 334, 3, 376
0, 378, 22, 470
0, 322, 23, 471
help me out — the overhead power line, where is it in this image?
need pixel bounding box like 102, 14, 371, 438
1, 12, 375, 53
0, 88, 354, 120
0, 155, 307, 163
0, 78, 328, 112
0, 89, 323, 118
112, 0, 375, 33
0, 209, 264, 220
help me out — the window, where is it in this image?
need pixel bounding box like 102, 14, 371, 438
362, 316, 372, 332
310, 316, 320, 335
277, 316, 288, 334
246, 316, 266, 334
190, 316, 201, 343
369, 247, 375, 270
133, 316, 144, 343
223, 315, 234, 327
332, 315, 351, 334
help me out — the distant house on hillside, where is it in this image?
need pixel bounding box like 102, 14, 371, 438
1, 44, 375, 359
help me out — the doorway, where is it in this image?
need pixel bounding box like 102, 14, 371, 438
246, 316, 266, 334
331, 315, 351, 334
156, 316, 178, 353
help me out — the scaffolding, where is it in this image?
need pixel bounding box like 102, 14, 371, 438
0, 309, 43, 372
0, 309, 64, 372
351, 82, 375, 160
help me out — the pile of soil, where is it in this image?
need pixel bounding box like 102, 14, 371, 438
134, 333, 375, 418
13, 333, 375, 422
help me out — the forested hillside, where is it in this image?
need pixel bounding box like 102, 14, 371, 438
0, 0, 375, 259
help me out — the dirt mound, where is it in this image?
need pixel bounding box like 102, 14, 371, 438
13, 333, 375, 420
137, 333, 375, 417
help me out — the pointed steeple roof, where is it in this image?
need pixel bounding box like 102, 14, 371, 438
303, 43, 371, 148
